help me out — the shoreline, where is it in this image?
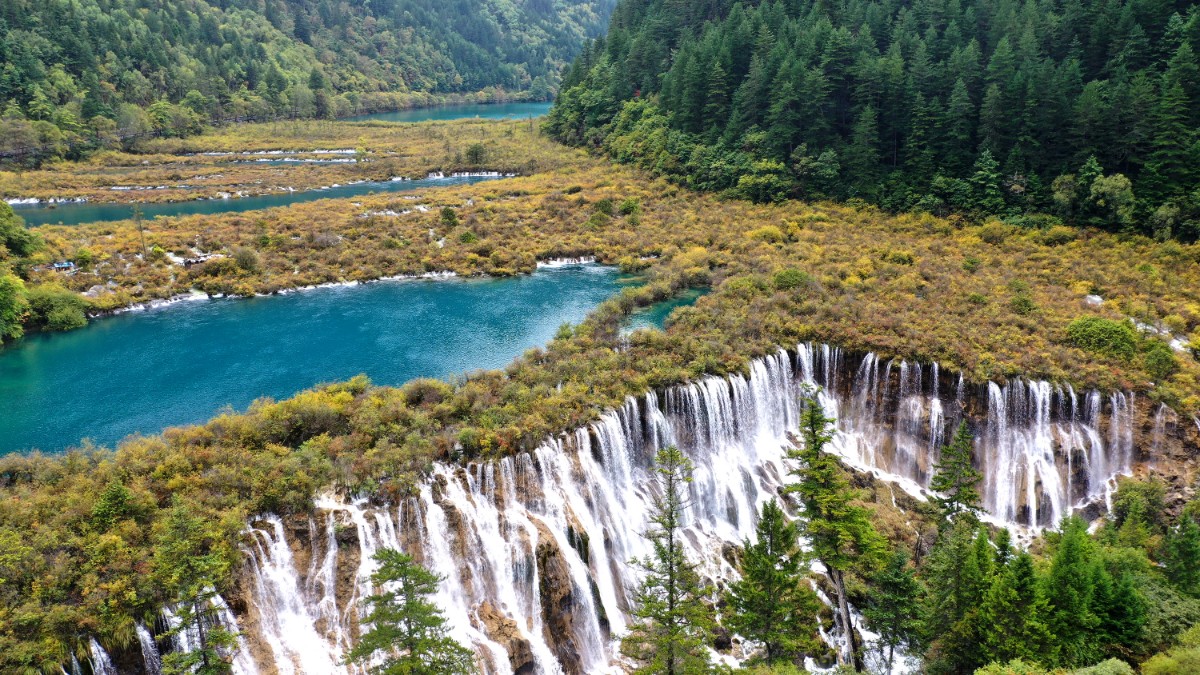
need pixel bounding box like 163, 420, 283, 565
7, 171, 522, 213
80, 259, 599, 321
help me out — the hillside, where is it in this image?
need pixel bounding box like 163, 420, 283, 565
550, 0, 1200, 240
0, 0, 614, 159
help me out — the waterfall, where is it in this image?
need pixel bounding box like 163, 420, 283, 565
219, 342, 1145, 673
243, 515, 348, 673
160, 591, 261, 675
136, 623, 162, 675
88, 638, 116, 675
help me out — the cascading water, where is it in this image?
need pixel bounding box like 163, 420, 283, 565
88, 342, 1150, 674
136, 623, 162, 675
88, 638, 116, 675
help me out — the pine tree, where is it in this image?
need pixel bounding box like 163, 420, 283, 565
726, 499, 821, 664
787, 395, 886, 671
1143, 77, 1197, 200
621, 445, 714, 675
929, 421, 982, 523
920, 520, 993, 674
969, 150, 1006, 216
942, 79, 976, 175
344, 549, 473, 675
978, 551, 1054, 665
1164, 513, 1200, 596
1045, 517, 1102, 667
863, 549, 921, 673
844, 105, 882, 195
1092, 565, 1146, 656
154, 500, 236, 675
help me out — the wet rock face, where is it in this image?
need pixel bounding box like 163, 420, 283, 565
531, 516, 585, 674
478, 601, 535, 675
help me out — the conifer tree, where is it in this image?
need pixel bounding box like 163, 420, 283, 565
1045, 517, 1102, 667
726, 499, 821, 664
621, 445, 714, 675
929, 421, 983, 523
154, 500, 236, 675
344, 548, 473, 675
920, 520, 993, 674
1164, 512, 1200, 596
787, 395, 886, 670
863, 549, 921, 673
978, 551, 1054, 665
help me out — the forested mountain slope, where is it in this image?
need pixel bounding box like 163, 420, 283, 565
0, 0, 614, 158
550, 0, 1200, 240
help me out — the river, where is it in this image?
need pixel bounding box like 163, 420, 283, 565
0, 264, 624, 453
12, 175, 500, 227
12, 101, 555, 228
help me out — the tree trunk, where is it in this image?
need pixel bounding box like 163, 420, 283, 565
831, 567, 862, 671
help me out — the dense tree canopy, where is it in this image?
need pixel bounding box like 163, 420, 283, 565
0, 0, 615, 160
551, 0, 1200, 239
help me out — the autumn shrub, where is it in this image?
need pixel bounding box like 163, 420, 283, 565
979, 221, 1010, 244
1039, 226, 1077, 246
234, 247, 260, 272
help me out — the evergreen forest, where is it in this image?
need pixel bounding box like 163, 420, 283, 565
550, 0, 1200, 240
0, 0, 615, 160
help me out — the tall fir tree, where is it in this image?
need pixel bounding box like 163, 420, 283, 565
978, 551, 1054, 666
787, 395, 886, 671
863, 549, 922, 673
1164, 512, 1200, 596
344, 549, 474, 675
725, 499, 821, 664
621, 446, 714, 675
929, 421, 983, 523
1045, 517, 1102, 667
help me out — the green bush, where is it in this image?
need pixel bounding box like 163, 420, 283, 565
1067, 317, 1137, 360
594, 198, 615, 216
1142, 339, 1179, 381
974, 659, 1048, 675
25, 284, 89, 332
1074, 658, 1134, 674
584, 212, 609, 229
1141, 646, 1200, 675
772, 268, 811, 291
440, 207, 459, 227
1010, 294, 1037, 315
619, 198, 641, 216
458, 231, 479, 244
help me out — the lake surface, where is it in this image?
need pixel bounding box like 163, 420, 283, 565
13, 175, 498, 227
0, 264, 622, 453
347, 101, 552, 123
625, 288, 709, 333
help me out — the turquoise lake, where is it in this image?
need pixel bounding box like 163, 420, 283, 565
0, 264, 623, 453
347, 101, 552, 123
